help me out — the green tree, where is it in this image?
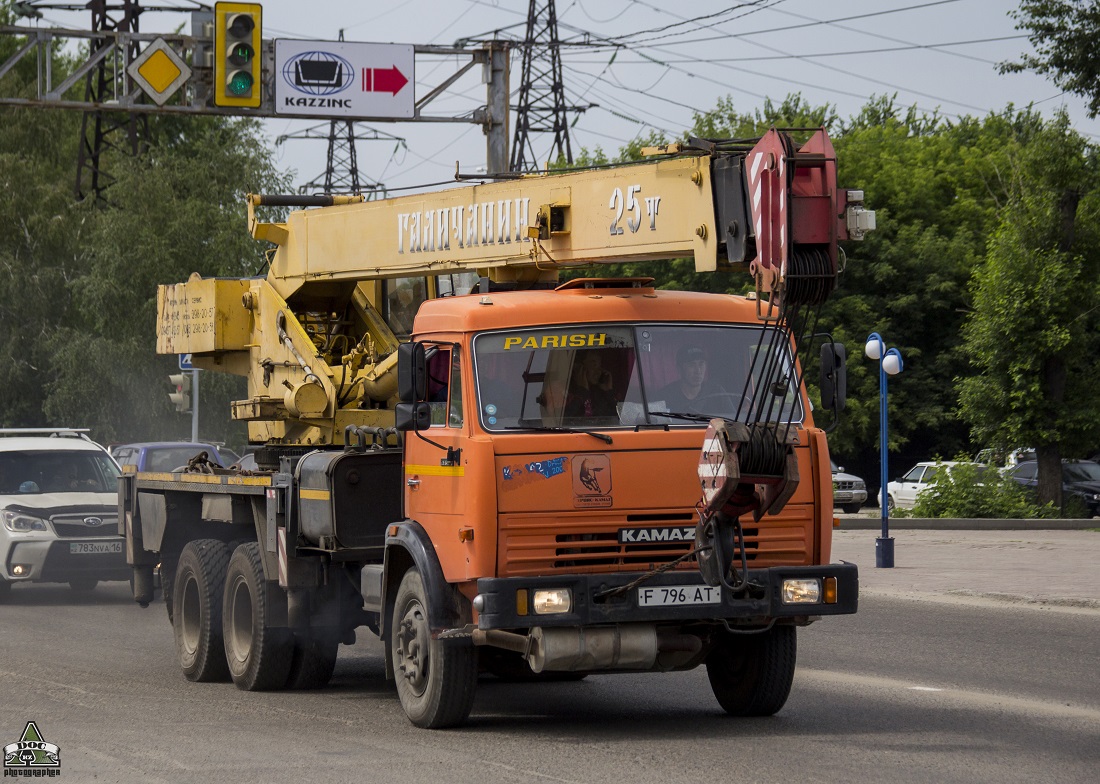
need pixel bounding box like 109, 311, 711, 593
819, 100, 1033, 471
42, 116, 291, 444
959, 112, 1100, 509
0, 18, 85, 428
1001, 0, 1100, 118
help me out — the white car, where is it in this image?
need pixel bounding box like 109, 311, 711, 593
0, 429, 128, 597
886, 461, 985, 511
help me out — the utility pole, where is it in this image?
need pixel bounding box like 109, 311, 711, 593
510, 0, 575, 172
75, 0, 149, 203
486, 42, 510, 176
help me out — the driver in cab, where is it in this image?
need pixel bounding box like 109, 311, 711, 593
656, 345, 724, 413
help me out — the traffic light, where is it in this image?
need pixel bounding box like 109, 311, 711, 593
169, 373, 191, 413
213, 2, 261, 108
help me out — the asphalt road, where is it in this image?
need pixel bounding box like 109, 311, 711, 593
1, 554, 1098, 784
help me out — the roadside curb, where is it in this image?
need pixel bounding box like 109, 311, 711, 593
836, 517, 1098, 531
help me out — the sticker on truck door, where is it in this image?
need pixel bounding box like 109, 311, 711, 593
572, 453, 612, 508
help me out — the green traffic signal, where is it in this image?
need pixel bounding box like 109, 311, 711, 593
227, 71, 253, 96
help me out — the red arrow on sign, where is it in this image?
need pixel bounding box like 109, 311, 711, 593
361, 65, 409, 96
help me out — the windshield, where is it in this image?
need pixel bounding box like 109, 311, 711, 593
0, 451, 120, 495
472, 323, 804, 431
144, 446, 215, 472
1063, 462, 1100, 483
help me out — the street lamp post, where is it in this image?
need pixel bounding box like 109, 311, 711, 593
865, 332, 903, 568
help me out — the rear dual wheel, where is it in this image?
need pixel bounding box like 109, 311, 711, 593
223, 542, 294, 691
286, 628, 340, 690
173, 540, 231, 682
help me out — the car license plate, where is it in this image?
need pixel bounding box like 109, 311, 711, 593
637, 584, 721, 607
70, 541, 122, 555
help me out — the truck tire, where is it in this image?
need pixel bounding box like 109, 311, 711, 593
842, 503, 862, 515
223, 542, 294, 691
285, 629, 340, 690
391, 568, 478, 728
705, 625, 796, 716
173, 540, 231, 682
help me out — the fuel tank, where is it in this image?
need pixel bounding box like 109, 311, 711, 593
296, 448, 404, 554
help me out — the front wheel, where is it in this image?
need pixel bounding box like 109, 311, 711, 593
705, 625, 796, 716
887, 495, 897, 513
391, 569, 478, 728
842, 503, 862, 515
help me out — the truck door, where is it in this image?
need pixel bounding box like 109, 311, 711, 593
403, 344, 468, 575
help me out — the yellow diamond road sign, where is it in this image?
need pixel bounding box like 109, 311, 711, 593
128, 38, 191, 106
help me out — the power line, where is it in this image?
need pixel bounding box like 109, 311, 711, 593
557, 34, 1029, 65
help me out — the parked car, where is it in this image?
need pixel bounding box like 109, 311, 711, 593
831, 459, 867, 514
1007, 460, 1100, 517
1, 428, 128, 596
886, 461, 987, 511
111, 441, 225, 472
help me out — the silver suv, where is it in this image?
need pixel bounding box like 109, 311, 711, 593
831, 458, 867, 514
0, 429, 127, 597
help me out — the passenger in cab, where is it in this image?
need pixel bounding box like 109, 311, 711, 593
565, 350, 617, 418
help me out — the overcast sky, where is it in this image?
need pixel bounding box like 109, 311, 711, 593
27, 0, 1100, 194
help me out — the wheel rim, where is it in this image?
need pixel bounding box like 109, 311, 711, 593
227, 575, 254, 665
395, 599, 431, 697
179, 572, 201, 657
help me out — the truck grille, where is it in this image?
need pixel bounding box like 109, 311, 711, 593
51, 513, 119, 538
499, 510, 813, 577
834, 480, 856, 491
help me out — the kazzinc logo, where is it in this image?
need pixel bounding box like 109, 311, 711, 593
3, 722, 60, 776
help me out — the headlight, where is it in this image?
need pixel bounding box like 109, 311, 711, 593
854, 480, 866, 490
532, 588, 573, 615
781, 578, 821, 604
2, 509, 49, 532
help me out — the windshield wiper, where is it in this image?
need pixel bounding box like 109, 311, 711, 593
647, 410, 713, 423
506, 421, 613, 444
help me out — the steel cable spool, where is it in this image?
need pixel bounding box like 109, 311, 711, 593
785, 247, 834, 307
736, 424, 786, 478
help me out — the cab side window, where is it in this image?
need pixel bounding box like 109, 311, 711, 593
448, 349, 463, 428
426, 347, 463, 428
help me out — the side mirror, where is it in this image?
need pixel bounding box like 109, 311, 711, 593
820, 342, 847, 411
394, 402, 432, 432
397, 342, 427, 402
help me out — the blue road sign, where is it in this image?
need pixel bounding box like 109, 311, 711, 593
178, 353, 193, 370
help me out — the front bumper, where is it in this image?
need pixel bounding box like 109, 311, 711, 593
3, 537, 130, 583
475, 563, 858, 630
833, 489, 868, 505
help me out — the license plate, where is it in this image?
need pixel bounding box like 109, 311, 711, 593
637, 584, 721, 607
69, 541, 122, 555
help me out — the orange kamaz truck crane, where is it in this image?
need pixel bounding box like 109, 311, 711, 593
120, 128, 875, 727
